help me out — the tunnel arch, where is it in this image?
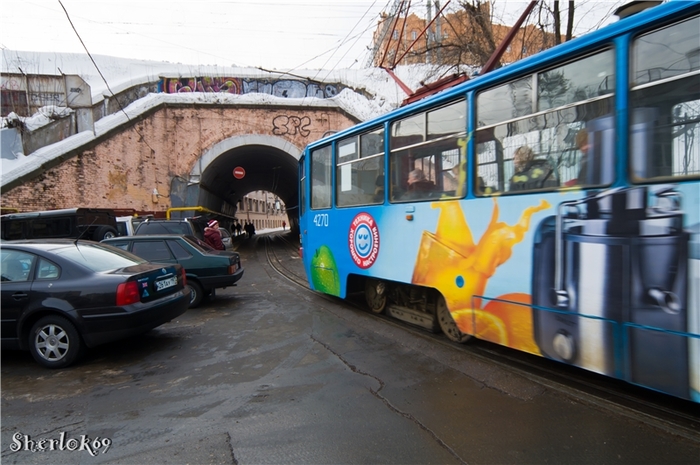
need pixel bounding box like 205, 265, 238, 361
185, 134, 303, 229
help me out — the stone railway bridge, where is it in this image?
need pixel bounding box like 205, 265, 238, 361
1, 97, 359, 231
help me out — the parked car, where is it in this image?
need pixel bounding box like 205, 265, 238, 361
0, 208, 119, 242
102, 234, 244, 308
116, 215, 152, 236
134, 218, 206, 241
0, 240, 190, 368
219, 227, 233, 250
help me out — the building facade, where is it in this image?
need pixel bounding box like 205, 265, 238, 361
372, 4, 560, 68
236, 190, 289, 233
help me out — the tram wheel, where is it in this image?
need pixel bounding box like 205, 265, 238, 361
437, 295, 471, 343
365, 279, 387, 314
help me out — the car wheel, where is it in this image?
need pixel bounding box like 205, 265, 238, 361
93, 226, 118, 241
186, 281, 204, 308
436, 295, 471, 343
28, 315, 83, 368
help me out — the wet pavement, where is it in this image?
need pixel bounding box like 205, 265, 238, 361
1, 231, 699, 464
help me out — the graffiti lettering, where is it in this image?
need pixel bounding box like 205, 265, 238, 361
162, 77, 241, 94
28, 92, 64, 106
272, 115, 311, 137
0, 77, 23, 91
161, 76, 342, 99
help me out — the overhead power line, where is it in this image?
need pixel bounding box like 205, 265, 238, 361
57, 0, 156, 156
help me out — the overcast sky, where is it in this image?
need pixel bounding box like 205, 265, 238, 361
1, 0, 622, 72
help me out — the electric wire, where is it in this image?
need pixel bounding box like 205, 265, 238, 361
57, 0, 156, 155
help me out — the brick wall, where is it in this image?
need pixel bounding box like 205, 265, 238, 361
1, 103, 356, 213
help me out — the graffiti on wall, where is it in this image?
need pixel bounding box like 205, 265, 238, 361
272, 115, 311, 137
1, 74, 91, 117
160, 77, 343, 99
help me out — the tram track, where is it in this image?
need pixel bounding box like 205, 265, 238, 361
261, 233, 700, 443
262, 233, 309, 289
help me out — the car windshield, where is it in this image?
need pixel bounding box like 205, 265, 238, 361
54, 242, 147, 272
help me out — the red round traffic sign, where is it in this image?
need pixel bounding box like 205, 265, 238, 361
233, 166, 246, 179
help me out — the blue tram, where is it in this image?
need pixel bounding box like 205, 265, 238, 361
298, 1, 700, 403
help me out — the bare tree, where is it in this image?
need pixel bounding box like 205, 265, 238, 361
415, 0, 624, 75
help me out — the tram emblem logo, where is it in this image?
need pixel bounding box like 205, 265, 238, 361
349, 212, 380, 269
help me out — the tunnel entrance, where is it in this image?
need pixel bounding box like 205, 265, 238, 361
173, 135, 302, 231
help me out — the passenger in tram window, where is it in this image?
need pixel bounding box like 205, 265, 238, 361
406, 169, 436, 193
509, 146, 557, 191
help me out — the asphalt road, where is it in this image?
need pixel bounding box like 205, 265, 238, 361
2, 232, 699, 464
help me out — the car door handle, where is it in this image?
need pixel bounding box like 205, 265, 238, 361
12, 292, 28, 300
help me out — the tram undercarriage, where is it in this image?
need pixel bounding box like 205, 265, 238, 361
361, 277, 471, 343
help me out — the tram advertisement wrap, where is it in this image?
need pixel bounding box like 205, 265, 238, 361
395, 184, 697, 402
411, 198, 549, 354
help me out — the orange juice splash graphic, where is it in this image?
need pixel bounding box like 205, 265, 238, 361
412, 198, 550, 353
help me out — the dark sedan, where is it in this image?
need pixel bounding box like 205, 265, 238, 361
102, 234, 244, 308
0, 240, 191, 368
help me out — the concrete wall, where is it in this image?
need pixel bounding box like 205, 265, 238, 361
1, 103, 356, 213
2, 81, 160, 159
22, 113, 76, 155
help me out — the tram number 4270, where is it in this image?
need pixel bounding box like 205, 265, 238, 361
313, 214, 329, 227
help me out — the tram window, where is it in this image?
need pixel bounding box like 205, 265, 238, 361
538, 50, 614, 110
477, 76, 533, 128
337, 137, 358, 163
391, 113, 425, 149
632, 16, 700, 86
360, 129, 384, 157
311, 145, 332, 209
630, 15, 700, 180
476, 49, 615, 195
336, 127, 385, 207
428, 100, 466, 139
389, 99, 467, 202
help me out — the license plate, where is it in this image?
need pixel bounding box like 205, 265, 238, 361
156, 276, 177, 291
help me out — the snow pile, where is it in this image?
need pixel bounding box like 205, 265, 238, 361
2, 106, 73, 132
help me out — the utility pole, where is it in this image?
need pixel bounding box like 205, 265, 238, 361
427, 1, 433, 64
435, 1, 442, 64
